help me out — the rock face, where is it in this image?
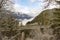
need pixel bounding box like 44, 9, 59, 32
26, 8, 60, 40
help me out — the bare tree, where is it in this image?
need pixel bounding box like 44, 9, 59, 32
4, 0, 15, 11
0, 0, 14, 10
43, 0, 60, 8
0, 0, 8, 9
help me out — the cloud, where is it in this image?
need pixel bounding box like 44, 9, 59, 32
14, 0, 49, 16
14, 4, 30, 13
21, 7, 30, 13
14, 4, 40, 16
29, 0, 47, 3
14, 4, 21, 12
29, 0, 36, 3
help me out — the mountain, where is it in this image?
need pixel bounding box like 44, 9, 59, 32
12, 13, 33, 20
27, 8, 60, 26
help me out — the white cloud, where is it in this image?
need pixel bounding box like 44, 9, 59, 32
29, 0, 47, 3
14, 4, 30, 13
14, 0, 48, 16
14, 4, 40, 16
29, 0, 36, 3
14, 4, 21, 12
21, 7, 30, 13
14, 0, 55, 16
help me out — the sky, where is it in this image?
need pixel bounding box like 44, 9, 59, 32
14, 0, 59, 16
14, 0, 48, 16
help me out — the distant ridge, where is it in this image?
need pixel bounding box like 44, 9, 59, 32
12, 13, 32, 20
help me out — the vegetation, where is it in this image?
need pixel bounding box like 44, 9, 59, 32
27, 8, 60, 25
0, 0, 60, 40
0, 0, 20, 40
27, 8, 60, 40
0, 11, 19, 29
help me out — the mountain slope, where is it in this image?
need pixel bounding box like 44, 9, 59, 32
27, 8, 60, 26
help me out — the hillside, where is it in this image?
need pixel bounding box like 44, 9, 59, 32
27, 8, 60, 26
